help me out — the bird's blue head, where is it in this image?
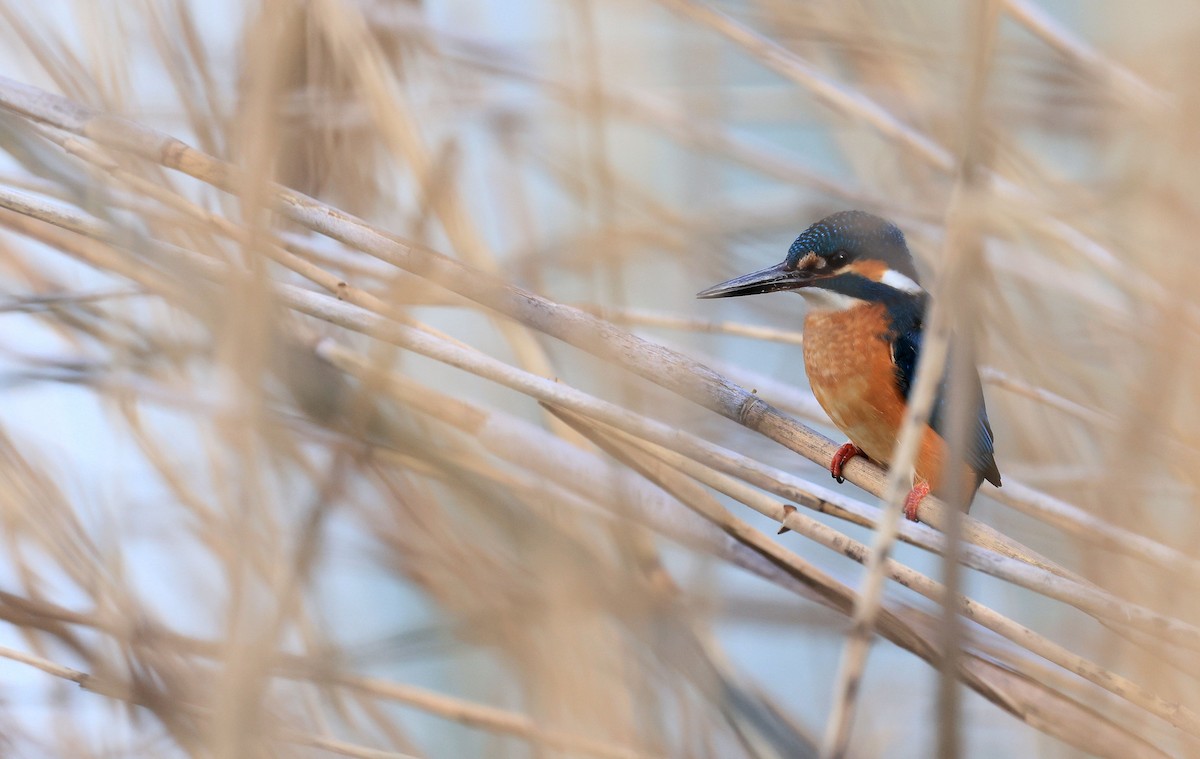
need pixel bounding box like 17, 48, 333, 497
697, 211, 924, 309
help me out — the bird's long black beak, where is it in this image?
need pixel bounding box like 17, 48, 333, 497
696, 261, 815, 299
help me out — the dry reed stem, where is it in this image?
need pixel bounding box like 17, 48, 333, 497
281, 733, 422, 759
653, 0, 951, 169
1002, 0, 1166, 109
581, 304, 806, 346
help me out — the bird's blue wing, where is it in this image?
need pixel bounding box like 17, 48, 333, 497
891, 325, 1001, 487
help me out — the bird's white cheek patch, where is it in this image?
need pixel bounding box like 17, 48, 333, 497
880, 269, 922, 293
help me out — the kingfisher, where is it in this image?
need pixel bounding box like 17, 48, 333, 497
696, 210, 1001, 522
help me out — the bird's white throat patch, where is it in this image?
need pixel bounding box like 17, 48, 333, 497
796, 288, 865, 312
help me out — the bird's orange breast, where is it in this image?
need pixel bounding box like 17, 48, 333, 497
803, 304, 949, 489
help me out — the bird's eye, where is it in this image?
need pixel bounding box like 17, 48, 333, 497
828, 250, 850, 267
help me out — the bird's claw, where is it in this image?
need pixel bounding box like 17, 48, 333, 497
903, 481, 931, 522
830, 443, 863, 483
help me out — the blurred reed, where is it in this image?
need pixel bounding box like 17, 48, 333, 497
0, 1, 1197, 758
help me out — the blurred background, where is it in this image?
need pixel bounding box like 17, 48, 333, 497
0, 1, 1198, 757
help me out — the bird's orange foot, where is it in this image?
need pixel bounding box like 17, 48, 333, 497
903, 481, 931, 522
830, 443, 863, 483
